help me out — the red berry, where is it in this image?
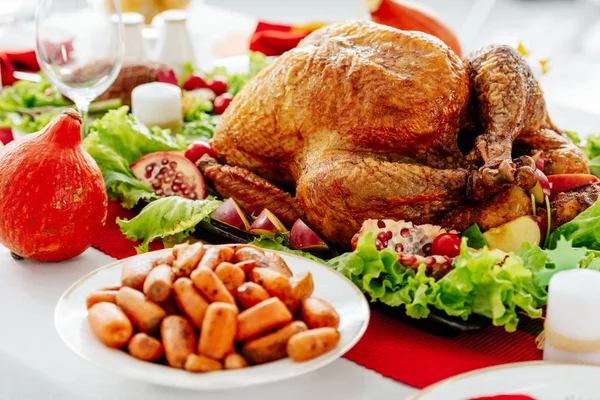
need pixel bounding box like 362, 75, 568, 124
184, 141, 216, 163
156, 69, 178, 86
431, 233, 462, 258
213, 93, 233, 115
0, 128, 14, 145
207, 76, 228, 95
182, 74, 208, 91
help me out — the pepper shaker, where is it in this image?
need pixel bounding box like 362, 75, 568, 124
153, 9, 196, 76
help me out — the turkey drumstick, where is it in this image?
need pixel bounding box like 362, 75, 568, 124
466, 45, 543, 200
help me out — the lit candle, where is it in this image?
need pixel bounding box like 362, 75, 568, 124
543, 269, 600, 364
131, 82, 182, 131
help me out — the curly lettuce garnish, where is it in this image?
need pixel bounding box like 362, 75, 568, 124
328, 233, 548, 331
117, 196, 222, 253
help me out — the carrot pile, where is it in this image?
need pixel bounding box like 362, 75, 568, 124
86, 242, 341, 372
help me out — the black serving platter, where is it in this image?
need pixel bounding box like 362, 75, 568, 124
187, 218, 489, 336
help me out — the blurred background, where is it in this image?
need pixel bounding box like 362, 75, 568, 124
1, 0, 599, 116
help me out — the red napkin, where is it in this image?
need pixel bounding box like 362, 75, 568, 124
0, 50, 39, 86
249, 22, 315, 56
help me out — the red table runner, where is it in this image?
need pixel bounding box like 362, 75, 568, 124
92, 201, 542, 389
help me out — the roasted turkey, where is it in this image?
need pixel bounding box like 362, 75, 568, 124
201, 20, 597, 249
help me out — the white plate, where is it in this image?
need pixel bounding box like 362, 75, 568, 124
412, 361, 600, 400
54, 248, 369, 390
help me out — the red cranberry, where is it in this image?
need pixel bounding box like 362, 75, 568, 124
207, 76, 228, 95
213, 93, 233, 115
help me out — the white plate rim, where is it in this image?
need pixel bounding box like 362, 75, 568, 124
409, 360, 600, 399
54, 247, 370, 390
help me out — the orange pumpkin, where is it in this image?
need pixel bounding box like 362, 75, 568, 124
0, 110, 107, 261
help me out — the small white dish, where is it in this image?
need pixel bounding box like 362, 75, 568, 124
412, 361, 600, 400
55, 248, 369, 390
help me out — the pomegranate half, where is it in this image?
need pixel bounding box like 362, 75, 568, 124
131, 152, 206, 200
0, 109, 108, 261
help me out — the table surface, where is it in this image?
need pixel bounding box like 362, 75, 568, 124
1, 1, 600, 399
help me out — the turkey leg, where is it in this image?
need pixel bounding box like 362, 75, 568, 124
466, 44, 543, 200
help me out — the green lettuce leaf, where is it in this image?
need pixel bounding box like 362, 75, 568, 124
89, 106, 183, 164
328, 235, 546, 331
0, 75, 69, 111
583, 133, 600, 160
250, 234, 326, 263
178, 113, 219, 141
83, 133, 156, 208
117, 196, 222, 252
564, 129, 581, 145
461, 224, 487, 249
547, 199, 600, 250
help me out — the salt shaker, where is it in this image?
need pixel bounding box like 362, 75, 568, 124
153, 9, 196, 76
122, 13, 149, 63
543, 269, 600, 364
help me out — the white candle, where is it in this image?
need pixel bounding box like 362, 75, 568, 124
131, 82, 182, 131
544, 269, 600, 364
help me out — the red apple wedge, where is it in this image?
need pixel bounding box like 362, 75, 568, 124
528, 169, 551, 204
548, 174, 599, 194
290, 219, 329, 252
211, 198, 251, 231
249, 209, 288, 236
482, 216, 542, 253
532, 151, 544, 171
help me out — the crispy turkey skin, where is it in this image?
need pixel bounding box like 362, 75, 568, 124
207, 20, 593, 249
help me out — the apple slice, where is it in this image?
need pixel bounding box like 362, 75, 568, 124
548, 174, 599, 194
211, 198, 251, 231
528, 169, 551, 204
482, 216, 541, 254
290, 219, 329, 252
532, 151, 544, 171
249, 209, 288, 236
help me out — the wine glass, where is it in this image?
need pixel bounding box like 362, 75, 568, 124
35, 0, 124, 136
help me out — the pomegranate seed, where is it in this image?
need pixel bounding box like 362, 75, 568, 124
173, 178, 183, 185
176, 171, 184, 179
169, 161, 177, 169
425, 256, 436, 265
377, 220, 386, 229
182, 190, 190, 196
180, 184, 187, 191
152, 180, 161, 188
385, 231, 392, 240
145, 171, 153, 179
376, 240, 384, 251
394, 243, 404, 253
190, 193, 197, 199
159, 167, 168, 174
172, 184, 181, 192
156, 189, 164, 196
164, 177, 172, 183
376, 232, 386, 242
403, 255, 416, 266
422, 243, 432, 255
400, 228, 410, 237
156, 174, 164, 180
145, 164, 154, 172
161, 159, 169, 165
167, 170, 175, 177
